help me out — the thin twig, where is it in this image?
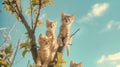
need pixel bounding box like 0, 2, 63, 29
71, 28, 80, 37
8, 0, 32, 36
0, 40, 6, 48
0, 22, 17, 48
27, 60, 30, 67
10, 39, 20, 67
33, 0, 42, 32
29, 0, 33, 29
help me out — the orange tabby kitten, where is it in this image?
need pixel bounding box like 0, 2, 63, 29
58, 12, 75, 56
46, 19, 56, 37
70, 61, 82, 67
46, 19, 58, 61
37, 34, 51, 67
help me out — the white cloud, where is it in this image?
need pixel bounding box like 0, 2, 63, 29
117, 25, 120, 30
92, 3, 109, 16
107, 23, 112, 29
79, 3, 109, 22
97, 52, 120, 67
108, 52, 120, 61
97, 55, 106, 63
97, 52, 120, 64
100, 20, 120, 33
116, 64, 120, 67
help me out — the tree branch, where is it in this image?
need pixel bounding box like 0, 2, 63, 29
16, 3, 32, 34
7, 0, 31, 35
7, 1, 38, 63
15, 3, 38, 63
33, 0, 43, 33
29, 0, 34, 29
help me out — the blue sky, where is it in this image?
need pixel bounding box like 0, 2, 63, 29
0, 0, 120, 67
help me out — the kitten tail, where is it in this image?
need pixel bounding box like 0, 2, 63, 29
66, 45, 70, 56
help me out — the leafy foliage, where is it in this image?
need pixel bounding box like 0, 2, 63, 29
26, 10, 31, 15
20, 40, 31, 57
5, 44, 13, 55
27, 60, 36, 67
2, 0, 22, 21
0, 58, 10, 67
34, 20, 44, 28
31, 0, 54, 7
54, 52, 66, 67
3, 0, 15, 14
0, 44, 13, 67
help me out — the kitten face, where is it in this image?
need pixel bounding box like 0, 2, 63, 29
70, 61, 82, 67
38, 34, 51, 46
46, 19, 57, 30
61, 12, 74, 25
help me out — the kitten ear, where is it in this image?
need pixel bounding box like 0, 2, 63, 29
38, 34, 42, 44
67, 45, 70, 56
70, 60, 75, 67
61, 12, 65, 17
70, 15, 75, 20
70, 61, 72, 67
78, 62, 82, 67
70, 60, 74, 66
46, 19, 50, 27
39, 34, 42, 40
54, 22, 57, 26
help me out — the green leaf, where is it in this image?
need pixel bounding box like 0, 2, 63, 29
5, 44, 13, 55
22, 49, 29, 57
5, 63, 10, 67
9, 10, 14, 14
3, 0, 15, 15
16, 14, 19, 21
0, 58, 10, 67
0, 58, 6, 65
26, 10, 31, 15
20, 41, 30, 49
0, 49, 5, 58
29, 64, 33, 67
34, 45, 39, 49
31, 0, 39, 6
0, 54, 3, 58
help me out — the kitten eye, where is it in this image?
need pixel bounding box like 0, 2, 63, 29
52, 24, 54, 27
